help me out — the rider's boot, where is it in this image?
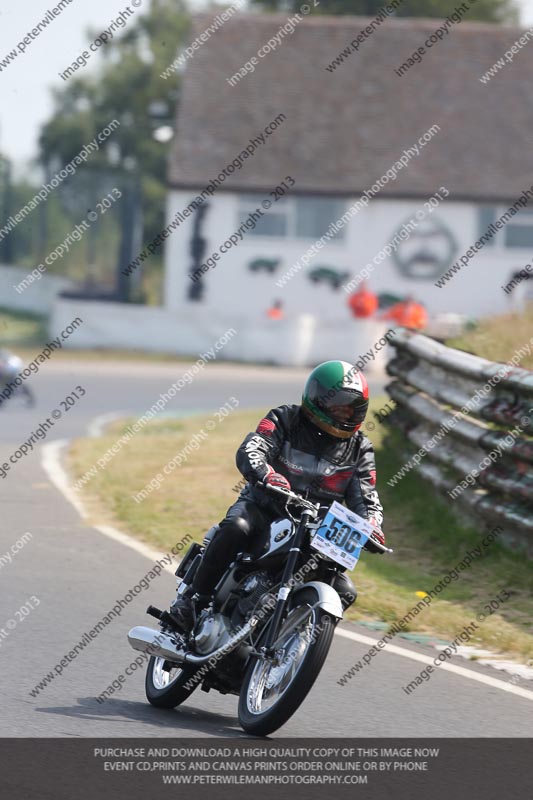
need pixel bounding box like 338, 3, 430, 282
168, 559, 222, 633
168, 587, 196, 632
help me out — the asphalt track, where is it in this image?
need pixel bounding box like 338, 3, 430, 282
0, 357, 532, 738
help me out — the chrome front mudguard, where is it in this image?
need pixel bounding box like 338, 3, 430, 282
293, 580, 344, 619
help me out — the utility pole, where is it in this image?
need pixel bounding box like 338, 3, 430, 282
0, 154, 13, 264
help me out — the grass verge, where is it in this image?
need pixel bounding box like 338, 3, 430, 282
68, 402, 533, 663
0, 307, 48, 346
448, 305, 533, 369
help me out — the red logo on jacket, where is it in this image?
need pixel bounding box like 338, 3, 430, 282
320, 471, 352, 494
257, 418, 276, 436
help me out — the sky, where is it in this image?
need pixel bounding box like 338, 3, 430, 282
1, 0, 532, 169
0, 0, 213, 170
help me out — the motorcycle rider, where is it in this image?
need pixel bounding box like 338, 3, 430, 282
169, 360, 385, 632
0, 350, 34, 407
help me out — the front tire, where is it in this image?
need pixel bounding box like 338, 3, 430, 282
22, 385, 35, 407
238, 590, 336, 736
145, 656, 201, 709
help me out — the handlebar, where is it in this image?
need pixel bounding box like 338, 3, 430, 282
256, 480, 320, 517
257, 480, 392, 554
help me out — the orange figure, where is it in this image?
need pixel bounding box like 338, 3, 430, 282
383, 297, 428, 330
347, 284, 378, 318
266, 299, 284, 320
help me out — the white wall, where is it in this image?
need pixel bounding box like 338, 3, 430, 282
0, 264, 73, 315
50, 297, 390, 369
164, 190, 526, 320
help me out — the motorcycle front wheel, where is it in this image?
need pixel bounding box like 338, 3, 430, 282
22, 385, 35, 407
145, 655, 201, 709
238, 589, 336, 736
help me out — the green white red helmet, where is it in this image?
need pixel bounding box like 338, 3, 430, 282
301, 360, 369, 439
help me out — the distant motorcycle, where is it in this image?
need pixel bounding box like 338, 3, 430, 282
0, 350, 34, 408
128, 482, 392, 736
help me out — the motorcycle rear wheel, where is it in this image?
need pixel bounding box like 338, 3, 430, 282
145, 656, 201, 708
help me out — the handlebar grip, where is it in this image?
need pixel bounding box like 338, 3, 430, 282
366, 536, 393, 554
256, 479, 290, 495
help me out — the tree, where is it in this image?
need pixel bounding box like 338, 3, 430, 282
39, 0, 190, 301
252, 0, 519, 23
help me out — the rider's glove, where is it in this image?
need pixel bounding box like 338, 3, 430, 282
365, 518, 386, 554
264, 465, 291, 491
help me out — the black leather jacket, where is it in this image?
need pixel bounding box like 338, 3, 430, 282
236, 404, 384, 528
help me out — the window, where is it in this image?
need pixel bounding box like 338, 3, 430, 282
237, 195, 346, 240
478, 205, 533, 249
295, 197, 346, 240
504, 209, 533, 248
478, 207, 496, 246
238, 195, 288, 237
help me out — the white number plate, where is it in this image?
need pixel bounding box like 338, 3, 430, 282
311, 501, 373, 570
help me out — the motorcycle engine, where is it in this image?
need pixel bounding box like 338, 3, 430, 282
194, 572, 276, 654
193, 611, 232, 655
235, 571, 275, 620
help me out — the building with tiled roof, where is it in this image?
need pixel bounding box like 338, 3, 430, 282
165, 12, 533, 322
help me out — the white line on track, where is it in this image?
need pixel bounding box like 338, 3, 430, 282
335, 628, 533, 701
87, 412, 128, 438
41, 439, 175, 575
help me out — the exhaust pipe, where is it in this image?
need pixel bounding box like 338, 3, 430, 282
127, 615, 262, 667
128, 626, 187, 663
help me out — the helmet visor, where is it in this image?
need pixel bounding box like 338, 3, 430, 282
312, 384, 368, 431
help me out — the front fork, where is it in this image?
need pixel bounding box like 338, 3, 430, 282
261, 509, 313, 656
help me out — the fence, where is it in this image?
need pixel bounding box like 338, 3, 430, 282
385, 328, 533, 555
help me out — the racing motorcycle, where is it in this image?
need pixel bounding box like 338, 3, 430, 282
127, 482, 391, 736
0, 350, 34, 407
